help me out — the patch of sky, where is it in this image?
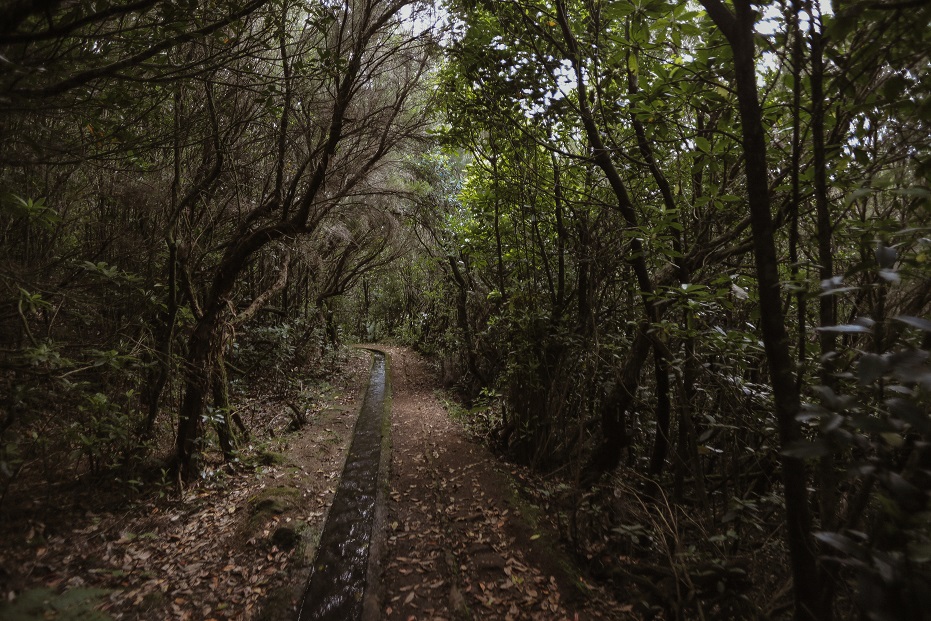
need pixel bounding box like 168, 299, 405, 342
400, 2, 458, 41
755, 0, 833, 37
516, 57, 577, 120
756, 0, 832, 87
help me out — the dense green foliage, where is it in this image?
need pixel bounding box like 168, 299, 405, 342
2, 0, 930, 617
1, 0, 436, 484
368, 0, 930, 617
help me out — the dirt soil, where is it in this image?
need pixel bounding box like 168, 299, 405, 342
0, 348, 372, 620
0, 345, 633, 620
378, 346, 630, 621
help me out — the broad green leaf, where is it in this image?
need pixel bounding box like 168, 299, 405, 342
875, 244, 898, 269
781, 440, 830, 459
814, 532, 866, 558
816, 324, 871, 334
857, 353, 887, 386
895, 316, 931, 332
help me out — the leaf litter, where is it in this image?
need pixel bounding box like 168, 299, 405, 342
379, 346, 629, 620
0, 350, 371, 620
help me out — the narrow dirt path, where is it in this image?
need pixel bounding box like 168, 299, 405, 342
377, 346, 626, 621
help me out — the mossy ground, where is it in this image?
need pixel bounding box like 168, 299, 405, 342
0, 588, 111, 621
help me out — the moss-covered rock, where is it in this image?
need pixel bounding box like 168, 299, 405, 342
0, 588, 112, 621
242, 486, 302, 540
256, 449, 287, 466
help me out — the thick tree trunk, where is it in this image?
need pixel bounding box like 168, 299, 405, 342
175, 307, 220, 479
648, 351, 671, 477
674, 327, 708, 512
448, 255, 483, 384
212, 346, 237, 461
699, 1, 831, 618
141, 240, 178, 439
172, 6, 371, 478
585, 327, 651, 481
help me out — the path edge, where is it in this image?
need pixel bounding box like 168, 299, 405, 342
360, 346, 392, 621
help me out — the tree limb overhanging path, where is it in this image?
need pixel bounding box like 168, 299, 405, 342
307, 346, 626, 620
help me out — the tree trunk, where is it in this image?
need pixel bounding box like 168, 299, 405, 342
171, 2, 374, 478
698, 1, 831, 618
552, 152, 567, 323
212, 344, 237, 461
649, 350, 672, 477
674, 326, 708, 512
555, 1, 660, 474
789, 0, 807, 389
809, 0, 839, 532
585, 327, 651, 481
175, 307, 220, 479
448, 255, 483, 384
140, 240, 178, 439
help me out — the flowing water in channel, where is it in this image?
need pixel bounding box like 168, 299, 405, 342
297, 351, 386, 621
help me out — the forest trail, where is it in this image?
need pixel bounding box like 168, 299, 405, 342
376, 346, 626, 621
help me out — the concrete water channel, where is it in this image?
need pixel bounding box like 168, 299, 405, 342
297, 350, 388, 621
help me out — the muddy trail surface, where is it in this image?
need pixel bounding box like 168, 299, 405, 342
373, 346, 627, 621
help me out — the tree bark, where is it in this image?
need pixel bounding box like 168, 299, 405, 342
648, 352, 671, 477
212, 346, 237, 461
174, 3, 365, 479
585, 326, 651, 481
627, 49, 681, 479
698, 1, 831, 618
555, 0, 660, 475
140, 240, 178, 439
448, 254, 483, 384
809, 0, 839, 533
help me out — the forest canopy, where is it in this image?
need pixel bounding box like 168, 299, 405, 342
2, 0, 930, 618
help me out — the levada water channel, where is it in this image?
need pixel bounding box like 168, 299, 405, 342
298, 350, 387, 621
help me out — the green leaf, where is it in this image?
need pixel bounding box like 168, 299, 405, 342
884, 472, 926, 511
814, 532, 866, 558
908, 542, 931, 563
816, 324, 871, 334
781, 440, 830, 459
880, 432, 905, 448
604, 2, 636, 20
878, 269, 900, 284
895, 316, 931, 332
857, 353, 887, 386
891, 187, 931, 200
875, 244, 898, 269
845, 187, 874, 205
